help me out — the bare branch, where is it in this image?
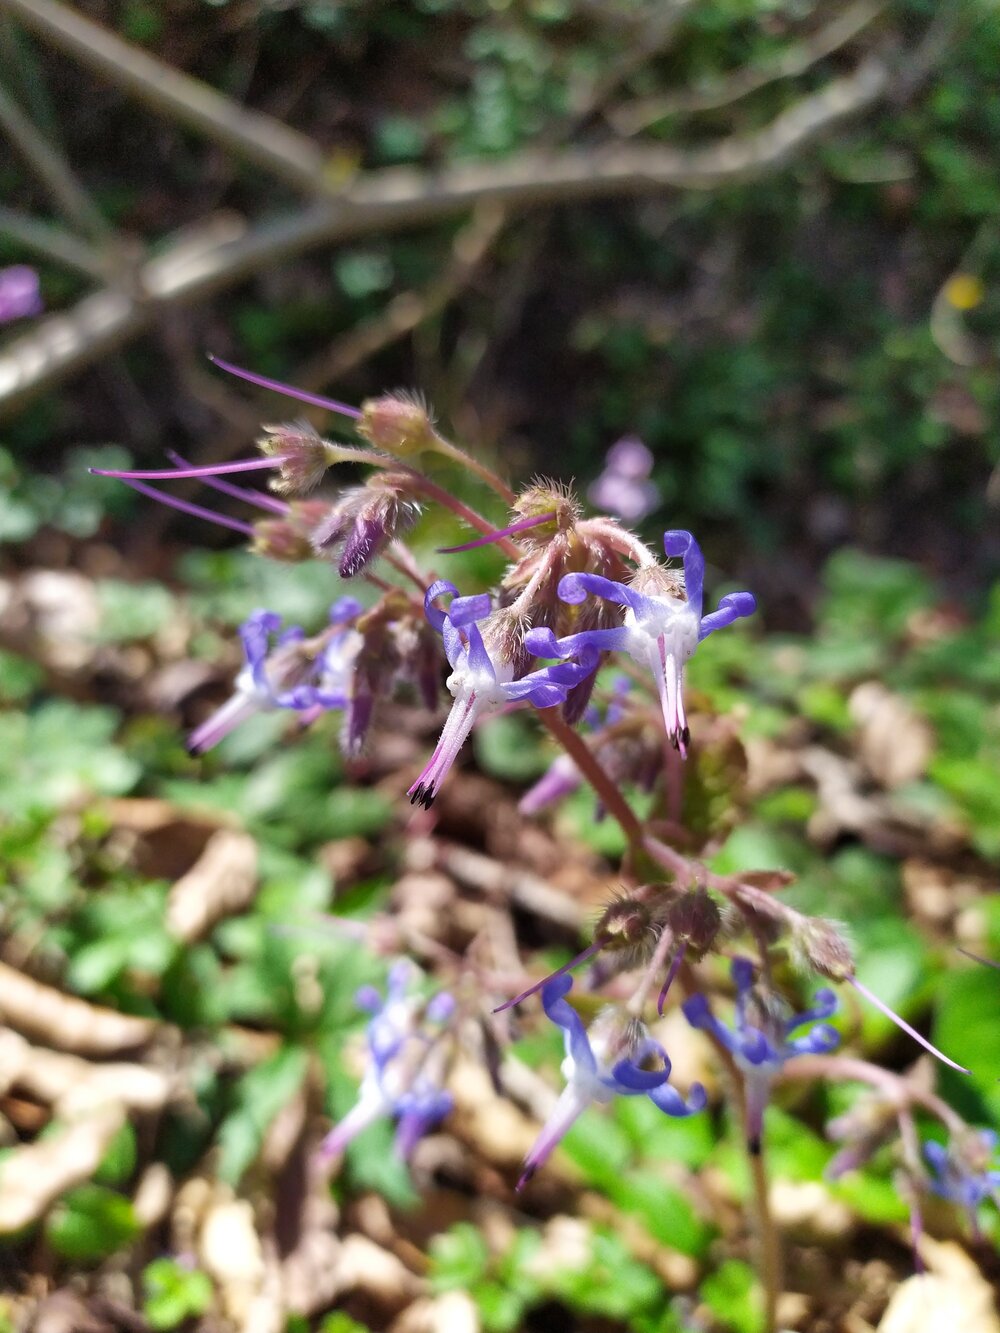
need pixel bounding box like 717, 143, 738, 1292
0, 0, 328, 196
609, 0, 889, 131
0, 59, 889, 417
296, 201, 508, 394
0, 204, 108, 279
0, 79, 112, 243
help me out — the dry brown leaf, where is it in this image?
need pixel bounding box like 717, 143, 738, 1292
0, 1104, 123, 1233
166, 827, 258, 942
199, 1197, 266, 1325
391, 1290, 480, 1333
769, 1179, 854, 1242
331, 1234, 423, 1307
0, 1026, 169, 1114
850, 682, 935, 789
0, 963, 154, 1054
877, 1239, 1000, 1333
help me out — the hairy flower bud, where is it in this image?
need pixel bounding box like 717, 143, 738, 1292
250, 499, 332, 562
257, 420, 347, 494
357, 391, 437, 457
666, 888, 722, 957
509, 480, 581, 550
594, 897, 656, 968
311, 473, 421, 578
792, 917, 855, 981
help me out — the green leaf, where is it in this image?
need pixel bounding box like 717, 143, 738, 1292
217, 1046, 309, 1186
95, 580, 174, 643
700, 1259, 763, 1333
430, 1222, 491, 1290
93, 1122, 137, 1186
474, 713, 549, 782
143, 1258, 213, 1330
46, 1185, 140, 1262
606, 1171, 714, 1257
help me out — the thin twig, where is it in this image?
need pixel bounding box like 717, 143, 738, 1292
0, 0, 329, 196
0, 204, 108, 279
610, 0, 888, 132
0, 59, 890, 418
0, 80, 113, 244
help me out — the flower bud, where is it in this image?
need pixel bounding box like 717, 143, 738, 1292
250, 499, 331, 562
666, 888, 722, 956
311, 473, 421, 578
508, 481, 580, 550
594, 896, 656, 969
792, 917, 855, 981
257, 420, 346, 494
357, 391, 437, 457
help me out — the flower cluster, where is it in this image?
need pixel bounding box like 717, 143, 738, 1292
924, 1129, 1000, 1231
187, 599, 362, 754
319, 962, 455, 1162
518, 975, 706, 1189
524, 530, 755, 757
683, 959, 839, 1154
409, 581, 601, 808
96, 359, 979, 1251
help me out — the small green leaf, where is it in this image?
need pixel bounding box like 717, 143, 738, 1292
430, 1222, 491, 1290
143, 1258, 213, 1330
46, 1185, 140, 1262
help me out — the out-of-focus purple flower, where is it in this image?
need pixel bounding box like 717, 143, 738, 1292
519, 676, 632, 816
0, 266, 42, 323
588, 436, 660, 522
408, 581, 599, 808
318, 962, 455, 1162
925, 1129, 1000, 1233
519, 753, 582, 815
518, 974, 706, 1189
188, 599, 361, 754
525, 531, 756, 755
683, 958, 838, 1154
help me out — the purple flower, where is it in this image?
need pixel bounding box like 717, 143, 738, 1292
925, 1130, 1000, 1230
524, 530, 755, 755
188, 599, 361, 754
408, 581, 599, 808
0, 266, 42, 323
318, 962, 455, 1161
588, 436, 660, 522
519, 677, 632, 816
519, 974, 706, 1189
682, 959, 838, 1154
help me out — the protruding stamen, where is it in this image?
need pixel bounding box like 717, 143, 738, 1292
167, 450, 287, 514
656, 944, 687, 1016
209, 355, 362, 420
116, 479, 254, 535
90, 457, 283, 481
847, 976, 970, 1074
438, 511, 557, 553
493, 941, 604, 1014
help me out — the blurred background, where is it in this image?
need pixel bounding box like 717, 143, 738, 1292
2, 3, 1000, 1332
